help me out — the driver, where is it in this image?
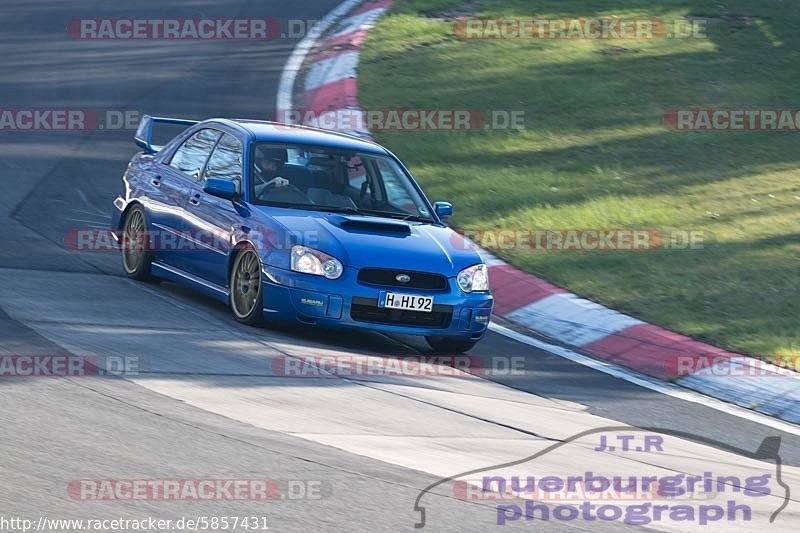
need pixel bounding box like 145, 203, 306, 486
254, 147, 290, 188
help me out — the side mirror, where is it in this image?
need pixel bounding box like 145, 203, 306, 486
204, 178, 238, 201
434, 201, 453, 220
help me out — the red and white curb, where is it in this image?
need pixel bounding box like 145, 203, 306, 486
481, 256, 800, 424
276, 0, 800, 425
276, 0, 390, 140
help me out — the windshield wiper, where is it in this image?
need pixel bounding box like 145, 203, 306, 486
401, 213, 435, 222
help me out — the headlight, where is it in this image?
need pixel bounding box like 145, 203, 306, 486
457, 263, 490, 293
291, 245, 343, 279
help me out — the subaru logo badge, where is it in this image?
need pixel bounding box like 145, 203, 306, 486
395, 273, 411, 284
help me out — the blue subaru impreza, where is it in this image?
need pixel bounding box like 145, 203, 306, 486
111, 116, 493, 353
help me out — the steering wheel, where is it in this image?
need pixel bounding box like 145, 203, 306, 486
258, 181, 308, 202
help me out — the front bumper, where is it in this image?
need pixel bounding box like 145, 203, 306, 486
261, 265, 493, 340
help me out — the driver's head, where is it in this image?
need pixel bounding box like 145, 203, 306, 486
255, 147, 287, 173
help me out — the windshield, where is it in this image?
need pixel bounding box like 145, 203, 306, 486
250, 142, 434, 221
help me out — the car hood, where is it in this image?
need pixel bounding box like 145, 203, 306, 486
255, 208, 482, 274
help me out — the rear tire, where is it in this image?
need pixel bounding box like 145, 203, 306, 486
121, 205, 153, 280
230, 248, 266, 326
426, 336, 477, 354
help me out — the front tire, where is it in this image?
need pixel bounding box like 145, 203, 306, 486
230, 248, 265, 326
426, 336, 477, 354
121, 205, 153, 280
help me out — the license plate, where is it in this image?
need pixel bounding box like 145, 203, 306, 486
380, 292, 434, 313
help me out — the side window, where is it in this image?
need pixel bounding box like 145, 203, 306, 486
168, 128, 221, 180
205, 133, 243, 191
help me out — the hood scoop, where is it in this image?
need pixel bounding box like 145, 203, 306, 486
331, 215, 411, 235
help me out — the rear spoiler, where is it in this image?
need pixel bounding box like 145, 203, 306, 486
134, 114, 199, 154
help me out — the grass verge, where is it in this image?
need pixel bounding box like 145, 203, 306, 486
360, 0, 800, 360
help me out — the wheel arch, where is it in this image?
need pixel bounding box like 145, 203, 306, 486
118, 200, 146, 230
118, 200, 157, 252
227, 239, 259, 286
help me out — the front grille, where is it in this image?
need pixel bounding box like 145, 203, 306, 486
350, 297, 453, 328
357, 268, 448, 290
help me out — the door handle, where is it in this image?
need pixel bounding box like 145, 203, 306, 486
150, 177, 162, 187
189, 193, 201, 206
